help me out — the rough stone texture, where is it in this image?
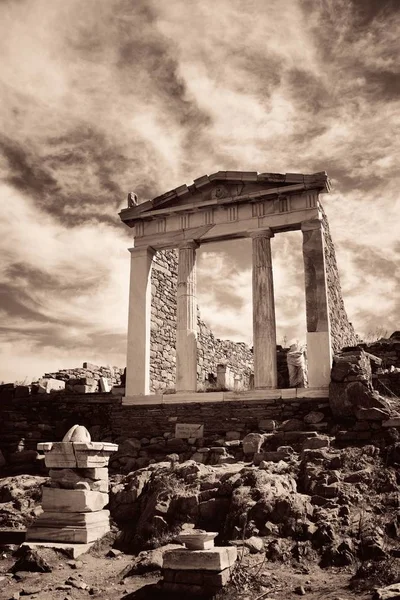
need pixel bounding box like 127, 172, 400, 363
330, 348, 391, 420
357, 335, 400, 398
320, 204, 358, 353
0, 387, 332, 474
39, 363, 124, 393
150, 250, 254, 392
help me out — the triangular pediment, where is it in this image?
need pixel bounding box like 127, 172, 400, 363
119, 170, 330, 225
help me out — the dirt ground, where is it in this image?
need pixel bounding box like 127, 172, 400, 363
0, 544, 374, 600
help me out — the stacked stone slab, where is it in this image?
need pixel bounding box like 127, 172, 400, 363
26, 425, 117, 544
162, 532, 237, 596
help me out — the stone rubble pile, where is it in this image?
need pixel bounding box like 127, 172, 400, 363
329, 346, 400, 443
110, 440, 400, 571
40, 362, 124, 394
109, 411, 332, 474
26, 425, 117, 546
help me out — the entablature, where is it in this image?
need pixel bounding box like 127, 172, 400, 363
119, 170, 331, 249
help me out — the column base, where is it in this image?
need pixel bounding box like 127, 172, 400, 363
307, 331, 332, 388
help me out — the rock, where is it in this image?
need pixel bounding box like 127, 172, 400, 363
166, 438, 188, 452
10, 547, 52, 573
20, 585, 43, 595
355, 408, 390, 420
242, 433, 264, 456
226, 431, 241, 441
244, 536, 264, 553
302, 435, 330, 450
295, 585, 306, 595
121, 544, 183, 577
107, 548, 122, 558
281, 419, 304, 432
66, 576, 88, 590
304, 411, 325, 425
258, 419, 276, 432
38, 378, 65, 394
374, 583, 400, 599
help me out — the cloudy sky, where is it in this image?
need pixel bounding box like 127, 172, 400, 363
0, 0, 399, 383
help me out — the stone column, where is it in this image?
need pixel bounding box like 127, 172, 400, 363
302, 219, 332, 387
126, 246, 155, 396
251, 229, 278, 388
176, 241, 198, 392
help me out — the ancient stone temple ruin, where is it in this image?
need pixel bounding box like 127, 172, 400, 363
119, 171, 356, 399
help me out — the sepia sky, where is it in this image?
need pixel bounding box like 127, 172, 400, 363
0, 0, 399, 383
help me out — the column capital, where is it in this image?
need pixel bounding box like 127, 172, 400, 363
301, 219, 323, 232
178, 239, 199, 250
128, 246, 156, 257
249, 228, 274, 240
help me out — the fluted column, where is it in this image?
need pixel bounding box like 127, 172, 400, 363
126, 246, 155, 396
176, 241, 198, 392
252, 229, 278, 388
302, 219, 332, 387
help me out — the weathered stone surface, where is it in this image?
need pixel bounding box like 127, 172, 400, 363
355, 407, 390, 421
302, 435, 330, 450
48, 468, 108, 491
258, 419, 276, 431
42, 487, 108, 512
38, 378, 65, 394
10, 546, 52, 573
244, 536, 264, 553
163, 546, 237, 571
242, 433, 264, 455
63, 425, 91, 443
374, 583, 400, 600
304, 411, 325, 425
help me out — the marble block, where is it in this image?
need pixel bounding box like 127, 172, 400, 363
21, 541, 94, 559
48, 468, 108, 492
42, 487, 108, 512
163, 547, 237, 572
26, 521, 110, 543
31, 509, 110, 527
38, 441, 118, 468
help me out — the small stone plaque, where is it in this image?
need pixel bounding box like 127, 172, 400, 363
175, 423, 204, 439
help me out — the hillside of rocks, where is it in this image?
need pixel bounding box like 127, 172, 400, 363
2, 432, 400, 599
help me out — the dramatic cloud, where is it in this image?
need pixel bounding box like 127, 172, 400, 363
0, 0, 399, 381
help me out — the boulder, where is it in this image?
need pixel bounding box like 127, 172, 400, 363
281, 419, 304, 432
244, 536, 264, 553
374, 583, 400, 600
10, 546, 52, 573
242, 433, 264, 456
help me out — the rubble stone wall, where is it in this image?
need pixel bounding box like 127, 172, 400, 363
150, 249, 254, 392
0, 386, 329, 471
43, 363, 124, 393
320, 204, 358, 353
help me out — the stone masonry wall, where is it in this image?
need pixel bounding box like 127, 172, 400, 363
0, 385, 330, 475
320, 203, 358, 353
150, 249, 254, 392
